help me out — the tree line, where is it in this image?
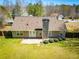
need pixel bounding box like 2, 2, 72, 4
0, 0, 79, 19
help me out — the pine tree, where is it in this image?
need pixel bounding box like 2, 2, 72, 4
27, 0, 43, 16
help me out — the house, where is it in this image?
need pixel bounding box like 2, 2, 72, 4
11, 16, 66, 39
0, 16, 66, 39
58, 15, 64, 20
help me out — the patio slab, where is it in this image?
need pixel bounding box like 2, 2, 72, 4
21, 39, 43, 44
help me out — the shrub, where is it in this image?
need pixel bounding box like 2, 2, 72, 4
43, 40, 49, 44
54, 39, 59, 42
62, 38, 66, 40
49, 39, 54, 43
58, 38, 62, 41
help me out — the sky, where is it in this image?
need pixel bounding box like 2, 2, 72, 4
0, 0, 79, 5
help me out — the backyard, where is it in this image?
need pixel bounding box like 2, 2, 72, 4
0, 37, 79, 59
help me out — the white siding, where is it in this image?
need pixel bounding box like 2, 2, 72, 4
29, 31, 36, 37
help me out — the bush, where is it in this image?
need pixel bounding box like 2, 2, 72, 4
54, 39, 59, 42
43, 40, 49, 44
58, 38, 62, 41
62, 38, 66, 40
49, 39, 54, 43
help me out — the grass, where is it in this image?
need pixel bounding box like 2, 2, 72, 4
65, 22, 79, 32
0, 37, 79, 59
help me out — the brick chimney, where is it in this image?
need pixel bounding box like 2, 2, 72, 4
42, 18, 49, 39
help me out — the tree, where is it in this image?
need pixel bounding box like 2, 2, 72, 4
0, 18, 3, 25
27, 3, 34, 16
27, 2, 43, 16
0, 16, 4, 28
60, 5, 71, 17
12, 9, 15, 19
34, 3, 43, 16
76, 5, 79, 13
14, 0, 22, 16
76, 5, 79, 18
45, 3, 54, 16
0, 5, 8, 17
70, 4, 76, 19
2, 0, 14, 19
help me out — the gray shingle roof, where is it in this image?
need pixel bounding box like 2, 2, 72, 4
11, 16, 66, 31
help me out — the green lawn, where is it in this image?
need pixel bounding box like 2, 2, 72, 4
0, 37, 79, 59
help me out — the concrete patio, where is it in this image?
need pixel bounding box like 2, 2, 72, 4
21, 39, 43, 44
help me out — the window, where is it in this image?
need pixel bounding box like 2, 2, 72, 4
29, 31, 31, 34
17, 33, 19, 35
40, 33, 42, 36
33, 31, 35, 34
16, 32, 23, 36
20, 33, 23, 35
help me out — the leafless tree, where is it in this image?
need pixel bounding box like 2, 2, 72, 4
45, 3, 54, 16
